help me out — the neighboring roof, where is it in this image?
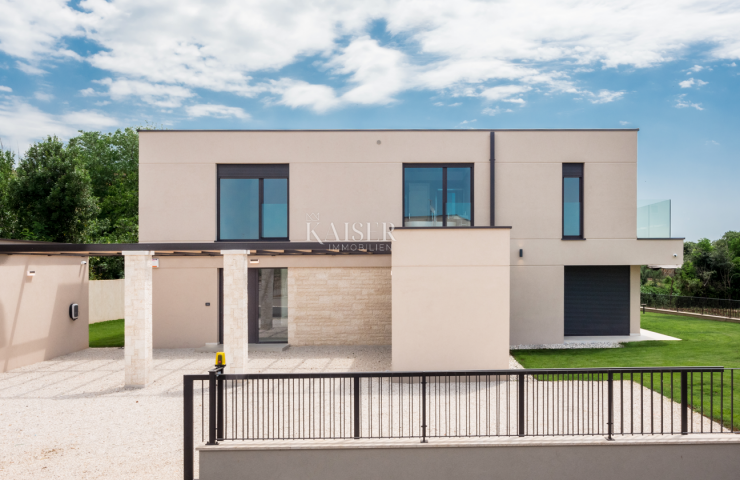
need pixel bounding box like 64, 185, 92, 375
0, 241, 391, 256
138, 128, 640, 133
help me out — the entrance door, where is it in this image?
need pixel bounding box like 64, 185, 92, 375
248, 268, 288, 343
564, 266, 630, 336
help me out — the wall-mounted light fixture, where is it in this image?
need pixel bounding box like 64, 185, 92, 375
249, 258, 260, 264
27, 270, 36, 277
81, 260, 87, 265
519, 249, 523, 258
69, 303, 79, 320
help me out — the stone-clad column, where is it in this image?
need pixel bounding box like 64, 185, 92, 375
123, 251, 154, 387
221, 250, 249, 373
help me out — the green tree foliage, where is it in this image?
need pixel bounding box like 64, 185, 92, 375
0, 146, 17, 238
8, 136, 99, 243
644, 231, 740, 300
69, 128, 140, 279
2, 129, 140, 279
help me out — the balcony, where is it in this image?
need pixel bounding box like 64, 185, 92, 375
637, 199, 671, 238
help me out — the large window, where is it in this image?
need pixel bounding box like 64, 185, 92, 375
218, 165, 288, 240
403, 164, 473, 227
562, 163, 583, 239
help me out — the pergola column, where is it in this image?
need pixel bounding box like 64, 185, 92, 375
123, 251, 154, 387
221, 250, 249, 373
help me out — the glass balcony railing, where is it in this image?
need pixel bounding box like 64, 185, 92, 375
637, 199, 671, 238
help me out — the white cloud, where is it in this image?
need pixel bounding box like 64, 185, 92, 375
459, 119, 477, 125
94, 78, 195, 108
34, 92, 54, 101
186, 104, 250, 120
679, 78, 708, 88
2, 0, 740, 114
433, 102, 444, 106
448, 102, 461, 107
583, 90, 625, 104
0, 97, 117, 153
482, 106, 513, 116
329, 36, 408, 105
706, 140, 719, 146
0, 86, 12, 93
620, 121, 630, 125
16, 62, 47, 75
675, 94, 703, 110
268, 79, 340, 113
480, 85, 531, 102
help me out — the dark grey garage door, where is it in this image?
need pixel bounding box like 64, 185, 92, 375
564, 266, 630, 336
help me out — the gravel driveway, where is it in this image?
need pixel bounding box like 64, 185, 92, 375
0, 346, 391, 480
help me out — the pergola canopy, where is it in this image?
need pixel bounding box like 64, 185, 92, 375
0, 241, 392, 256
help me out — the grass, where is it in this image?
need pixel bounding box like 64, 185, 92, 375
512, 312, 740, 430
89, 319, 124, 348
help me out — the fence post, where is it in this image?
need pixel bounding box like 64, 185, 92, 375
353, 376, 360, 439
681, 371, 688, 435
217, 372, 224, 440
518, 374, 525, 437
607, 371, 614, 440
421, 375, 428, 443
184, 377, 194, 480
207, 370, 218, 445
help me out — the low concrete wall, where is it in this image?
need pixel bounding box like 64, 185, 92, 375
199, 437, 740, 480
0, 254, 89, 372
89, 279, 124, 323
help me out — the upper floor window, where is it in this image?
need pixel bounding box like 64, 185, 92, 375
218, 165, 288, 240
562, 163, 583, 239
403, 164, 473, 227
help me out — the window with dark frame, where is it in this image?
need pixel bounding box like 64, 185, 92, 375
403, 164, 473, 227
217, 164, 289, 241
562, 163, 584, 239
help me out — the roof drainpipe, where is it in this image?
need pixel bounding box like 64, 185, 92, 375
490, 131, 495, 227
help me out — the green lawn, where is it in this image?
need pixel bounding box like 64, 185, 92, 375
89, 319, 124, 348
512, 312, 740, 430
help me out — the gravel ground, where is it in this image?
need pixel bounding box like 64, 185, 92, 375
0, 347, 726, 480
0, 346, 390, 480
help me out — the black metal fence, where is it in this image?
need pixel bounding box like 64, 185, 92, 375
184, 366, 738, 479
641, 293, 740, 319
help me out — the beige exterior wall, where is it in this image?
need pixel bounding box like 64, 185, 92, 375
288, 267, 391, 346
0, 255, 89, 373
89, 279, 125, 324
138, 129, 680, 348
152, 256, 220, 348
392, 228, 510, 371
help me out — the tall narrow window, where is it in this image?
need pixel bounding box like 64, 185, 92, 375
562, 163, 583, 239
218, 165, 289, 240
403, 164, 473, 227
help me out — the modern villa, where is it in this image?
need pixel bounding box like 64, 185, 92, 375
137, 129, 682, 370
0, 129, 683, 380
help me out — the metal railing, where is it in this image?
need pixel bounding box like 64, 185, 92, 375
184, 366, 738, 479
641, 293, 740, 319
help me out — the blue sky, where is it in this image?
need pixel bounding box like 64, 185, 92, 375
0, 1, 739, 241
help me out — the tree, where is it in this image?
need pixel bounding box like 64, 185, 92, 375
0, 146, 17, 238
8, 136, 99, 243
674, 232, 740, 299
69, 128, 139, 279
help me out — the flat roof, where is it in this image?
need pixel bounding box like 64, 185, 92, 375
138, 128, 639, 133
0, 241, 391, 256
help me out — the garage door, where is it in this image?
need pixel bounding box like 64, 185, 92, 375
564, 266, 630, 336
